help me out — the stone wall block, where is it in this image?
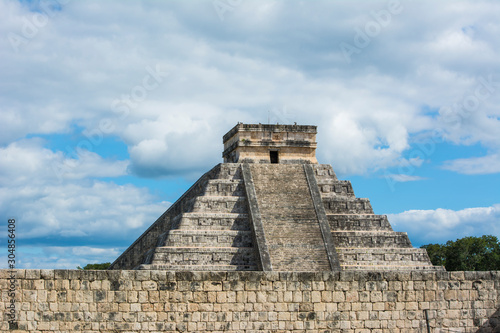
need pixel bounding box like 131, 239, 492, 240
1, 269, 499, 332
40, 269, 54, 279
24, 270, 40, 280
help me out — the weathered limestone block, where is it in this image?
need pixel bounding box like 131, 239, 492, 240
328, 214, 393, 231
203, 179, 246, 197
323, 197, 374, 214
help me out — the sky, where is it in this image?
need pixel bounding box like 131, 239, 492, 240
0, 0, 499, 269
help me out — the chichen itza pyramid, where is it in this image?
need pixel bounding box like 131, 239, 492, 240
110, 123, 444, 272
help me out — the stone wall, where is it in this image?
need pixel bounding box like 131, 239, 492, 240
1, 270, 499, 332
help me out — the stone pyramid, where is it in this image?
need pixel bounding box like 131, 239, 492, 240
110, 123, 444, 271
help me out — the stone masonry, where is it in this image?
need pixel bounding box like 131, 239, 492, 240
111, 124, 443, 271
223, 123, 318, 164
110, 124, 442, 272
110, 164, 258, 272
2, 124, 499, 333
1, 270, 499, 332
250, 164, 331, 271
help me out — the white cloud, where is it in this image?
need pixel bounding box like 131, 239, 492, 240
318, 108, 415, 174
388, 204, 500, 246
384, 174, 426, 182
0, 138, 129, 185
1, 0, 500, 268
0, 180, 169, 240
1, 0, 499, 176
0, 138, 168, 256
442, 153, 500, 174
9, 246, 122, 269
123, 103, 246, 176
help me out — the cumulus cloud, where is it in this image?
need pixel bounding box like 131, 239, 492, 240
0, 138, 168, 268
0, 138, 129, 185
388, 204, 500, 246
0, 181, 168, 240
1, 0, 499, 176
122, 103, 244, 177
1, 0, 500, 268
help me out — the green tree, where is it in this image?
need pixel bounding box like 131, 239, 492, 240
421, 243, 447, 267
421, 235, 500, 271
77, 262, 111, 270
445, 235, 500, 271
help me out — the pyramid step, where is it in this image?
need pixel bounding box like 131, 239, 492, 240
341, 265, 445, 271
327, 214, 393, 231
267, 244, 331, 271
137, 264, 258, 271
262, 225, 332, 245
316, 180, 355, 197
337, 248, 435, 268
259, 209, 318, 219
175, 212, 251, 230
162, 230, 253, 247
215, 164, 243, 180
336, 247, 430, 255
190, 196, 247, 214
338, 248, 432, 264
311, 164, 338, 180
340, 260, 434, 266
203, 179, 245, 197
323, 197, 374, 214
150, 247, 257, 266
331, 231, 413, 248
250, 164, 332, 272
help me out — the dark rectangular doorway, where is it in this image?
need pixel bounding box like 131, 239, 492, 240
270, 151, 279, 164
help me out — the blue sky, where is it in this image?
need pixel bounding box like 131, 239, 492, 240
1, 0, 499, 269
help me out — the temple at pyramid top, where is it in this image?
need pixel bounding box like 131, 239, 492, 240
223, 123, 318, 164
110, 123, 444, 272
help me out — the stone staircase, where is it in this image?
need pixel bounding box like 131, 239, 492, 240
137, 164, 259, 271
312, 164, 443, 271
113, 162, 442, 272
250, 164, 331, 271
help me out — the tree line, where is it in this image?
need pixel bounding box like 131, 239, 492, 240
77, 262, 111, 270
421, 235, 500, 271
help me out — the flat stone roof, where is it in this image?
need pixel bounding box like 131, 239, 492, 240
223, 123, 317, 143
